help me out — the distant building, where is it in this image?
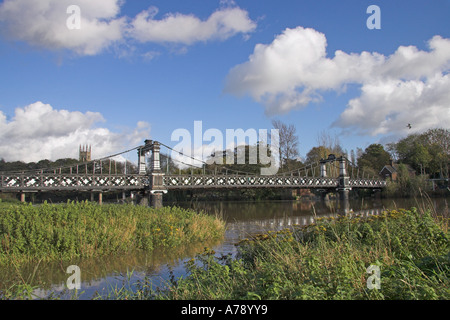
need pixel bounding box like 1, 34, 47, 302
79, 145, 91, 162
379, 159, 415, 181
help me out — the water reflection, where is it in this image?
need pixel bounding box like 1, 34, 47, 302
179, 197, 448, 257
1, 237, 223, 299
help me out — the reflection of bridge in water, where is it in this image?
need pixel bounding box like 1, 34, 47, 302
0, 140, 386, 207
237, 207, 385, 230
184, 200, 387, 240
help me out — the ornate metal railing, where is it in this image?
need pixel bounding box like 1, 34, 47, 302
0, 174, 148, 191
164, 175, 337, 189
349, 178, 387, 188
0, 173, 385, 191
163, 175, 386, 189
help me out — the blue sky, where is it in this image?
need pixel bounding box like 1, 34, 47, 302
0, 0, 449, 163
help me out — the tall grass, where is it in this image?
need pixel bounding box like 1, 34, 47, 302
153, 207, 449, 300
0, 201, 225, 267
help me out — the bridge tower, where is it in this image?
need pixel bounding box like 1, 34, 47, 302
318, 159, 329, 201
337, 156, 351, 201
147, 140, 167, 208
137, 146, 147, 175
319, 159, 327, 178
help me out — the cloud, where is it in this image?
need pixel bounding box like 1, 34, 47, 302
333, 36, 450, 137
335, 73, 450, 137
0, 0, 126, 56
224, 27, 384, 114
0, 0, 256, 56
225, 27, 450, 137
128, 6, 256, 45
0, 101, 151, 162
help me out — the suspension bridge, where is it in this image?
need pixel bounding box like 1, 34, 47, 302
0, 140, 386, 207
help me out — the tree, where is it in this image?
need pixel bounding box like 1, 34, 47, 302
271, 120, 299, 171
410, 143, 431, 175
423, 128, 450, 155
350, 149, 357, 166
390, 128, 449, 177
422, 128, 449, 178
204, 143, 274, 175
385, 142, 399, 162
357, 144, 391, 176
159, 153, 177, 174
305, 146, 331, 164
316, 130, 345, 156
395, 134, 421, 166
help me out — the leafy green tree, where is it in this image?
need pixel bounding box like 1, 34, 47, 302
422, 128, 449, 178
305, 146, 331, 165
390, 128, 449, 177
357, 144, 391, 176
409, 143, 431, 175
204, 143, 274, 175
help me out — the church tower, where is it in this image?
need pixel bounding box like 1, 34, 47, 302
79, 145, 91, 162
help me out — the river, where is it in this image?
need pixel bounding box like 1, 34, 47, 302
1, 196, 448, 299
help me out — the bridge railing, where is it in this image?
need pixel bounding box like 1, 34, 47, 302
0, 172, 386, 191
163, 174, 340, 189
348, 178, 387, 188
0, 173, 148, 191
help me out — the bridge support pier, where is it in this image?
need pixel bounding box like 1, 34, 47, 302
136, 191, 149, 206
90, 191, 103, 205
20, 192, 25, 203
339, 189, 350, 201
150, 191, 164, 209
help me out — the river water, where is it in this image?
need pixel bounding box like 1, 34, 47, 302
1, 197, 448, 299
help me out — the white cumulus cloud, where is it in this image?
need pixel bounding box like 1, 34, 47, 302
225, 26, 450, 137
0, 101, 151, 162
0, 0, 256, 56
0, 0, 126, 56
129, 5, 256, 45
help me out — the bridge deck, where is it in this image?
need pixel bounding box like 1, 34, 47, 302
0, 173, 386, 192
164, 175, 385, 189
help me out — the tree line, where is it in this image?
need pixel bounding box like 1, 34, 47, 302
0, 157, 137, 175
1, 125, 448, 182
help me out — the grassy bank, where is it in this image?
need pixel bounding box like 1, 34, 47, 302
0, 201, 225, 267
151, 207, 449, 300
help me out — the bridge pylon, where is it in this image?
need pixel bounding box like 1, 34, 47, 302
336, 156, 351, 201
146, 140, 167, 208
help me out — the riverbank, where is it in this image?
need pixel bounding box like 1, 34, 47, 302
146, 206, 449, 300
0, 201, 225, 268
2, 199, 449, 300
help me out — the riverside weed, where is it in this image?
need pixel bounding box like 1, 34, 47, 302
155, 208, 449, 300
0, 201, 225, 267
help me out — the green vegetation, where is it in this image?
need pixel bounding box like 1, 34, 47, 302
2, 204, 448, 300
0, 157, 135, 175
0, 201, 225, 267
151, 208, 449, 300
383, 166, 432, 198
356, 143, 391, 177
387, 128, 449, 179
